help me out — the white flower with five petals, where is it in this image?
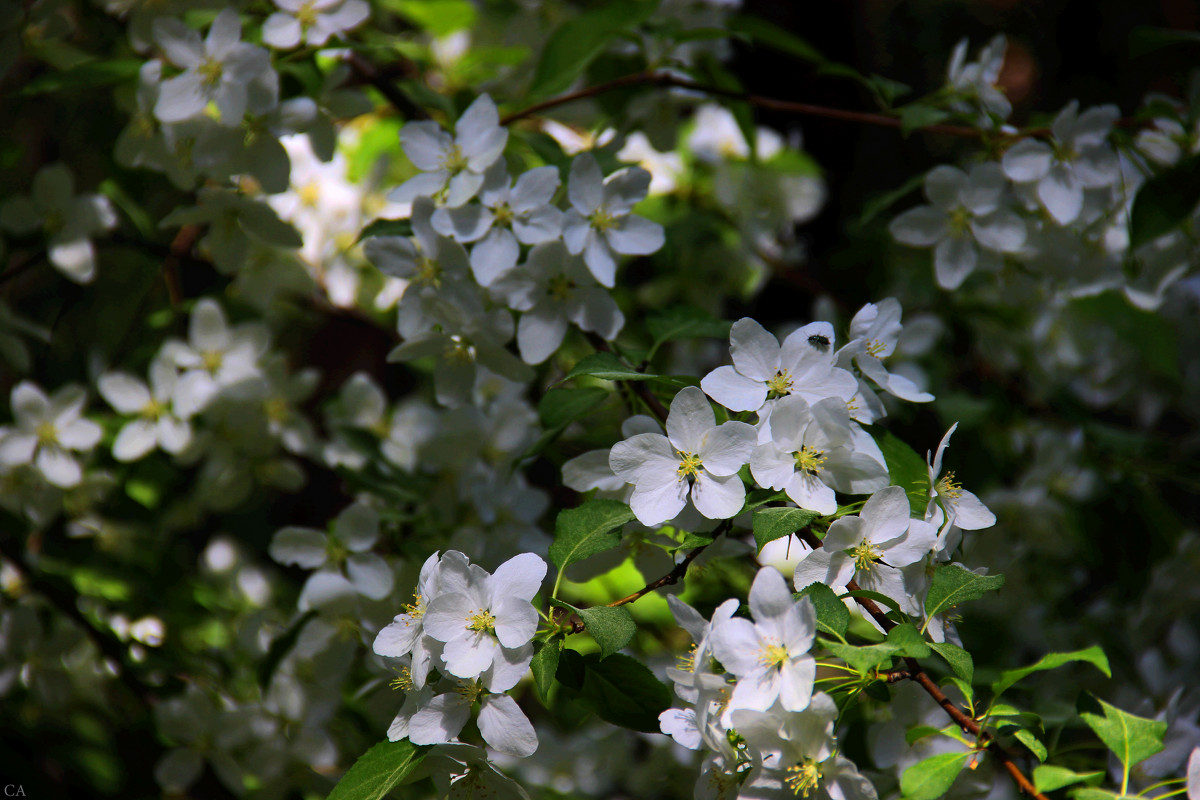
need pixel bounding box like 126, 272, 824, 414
392, 94, 508, 208
609, 387, 755, 526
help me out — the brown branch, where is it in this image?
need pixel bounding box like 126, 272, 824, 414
343, 52, 428, 120
501, 71, 1026, 140
608, 520, 731, 608
0, 525, 156, 711
583, 332, 669, 423
794, 528, 1049, 800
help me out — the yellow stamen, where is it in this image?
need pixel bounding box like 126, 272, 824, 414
402, 593, 425, 622
389, 666, 413, 691
440, 144, 468, 173
767, 369, 793, 397
865, 339, 887, 358
35, 421, 57, 446
676, 644, 697, 672
466, 608, 496, 632
198, 58, 223, 87
589, 206, 617, 232
793, 446, 827, 475
677, 452, 703, 478
202, 350, 223, 372
758, 643, 789, 669
938, 471, 963, 500
785, 760, 821, 797
850, 541, 883, 573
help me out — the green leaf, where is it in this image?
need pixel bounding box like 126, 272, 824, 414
564, 352, 660, 382
726, 14, 826, 63
823, 624, 928, 673
530, 637, 563, 702
1006, 727, 1048, 761
574, 652, 672, 733
672, 531, 714, 553
529, 1, 659, 99
1078, 694, 1167, 769
752, 507, 820, 552
898, 103, 951, 135
796, 581, 849, 638
552, 600, 637, 658
357, 218, 413, 242
905, 725, 944, 745
868, 426, 931, 515
944, 677, 974, 706
991, 646, 1110, 698
928, 641, 974, 684
1032, 766, 1105, 793
20, 59, 143, 95
549, 499, 636, 571
885, 623, 932, 658
1070, 790, 1125, 800
538, 387, 610, 430
326, 740, 429, 800
258, 610, 318, 691
1130, 152, 1200, 249
741, 488, 788, 513
386, 0, 476, 35
900, 752, 970, 800
645, 307, 731, 356
924, 564, 1004, 620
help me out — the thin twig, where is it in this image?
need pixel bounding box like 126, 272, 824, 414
608, 520, 732, 608
794, 528, 1049, 800
344, 52, 429, 120
501, 71, 1036, 140
583, 332, 669, 423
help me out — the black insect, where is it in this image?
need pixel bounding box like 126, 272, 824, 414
808, 334, 831, 352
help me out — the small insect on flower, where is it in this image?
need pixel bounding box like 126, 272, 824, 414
807, 334, 831, 352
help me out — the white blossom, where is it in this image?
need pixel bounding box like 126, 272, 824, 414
392, 94, 508, 208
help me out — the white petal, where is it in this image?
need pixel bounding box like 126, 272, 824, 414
36, 447, 82, 487
269, 527, 328, 568
924, 165, 967, 210
666, 386, 716, 454
347, 553, 394, 600
478, 694, 538, 757
1002, 139, 1053, 183
971, 209, 1026, 253
1037, 165, 1083, 224
470, 227, 519, 286
606, 214, 663, 255
568, 154, 604, 214
401, 121, 451, 171
933, 236, 977, 290
262, 13, 301, 48
113, 419, 158, 461
98, 373, 151, 414
698, 421, 756, 476
689, 472, 745, 520
889, 206, 948, 247
410, 693, 470, 745
701, 365, 767, 413
491, 553, 547, 602
729, 318, 780, 381
517, 304, 568, 365
629, 479, 688, 527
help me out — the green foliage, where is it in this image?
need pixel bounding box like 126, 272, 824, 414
751, 506, 819, 552
900, 752, 970, 800
549, 499, 635, 571
564, 352, 660, 382
927, 641, 974, 684
645, 306, 732, 360
1129, 152, 1200, 249
538, 387, 610, 429
924, 564, 1005, 621
529, 0, 660, 99
990, 646, 1109, 698
356, 218, 414, 242
868, 426, 931, 515
796, 581, 850, 639
1078, 694, 1167, 770
556, 650, 671, 733
531, 637, 564, 702
385, 0, 476, 35
551, 600, 637, 658
1032, 766, 1105, 793
822, 623, 930, 674
325, 740, 429, 800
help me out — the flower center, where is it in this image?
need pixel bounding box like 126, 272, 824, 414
466, 608, 496, 632
785, 760, 821, 797
35, 421, 57, 446
414, 256, 441, 288
865, 339, 887, 358
389, 666, 413, 692
938, 471, 963, 500
296, 0, 319, 26
264, 396, 289, 423
589, 206, 617, 232
440, 144, 468, 174
677, 451, 703, 479
758, 642, 789, 669
142, 398, 166, 420
949, 206, 972, 234
198, 57, 223, 88
793, 446, 827, 475
454, 680, 484, 703
402, 592, 424, 621
444, 335, 476, 364
492, 202, 514, 228
298, 182, 320, 207
202, 350, 223, 372
548, 274, 573, 302
850, 541, 884, 573
767, 369, 793, 397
